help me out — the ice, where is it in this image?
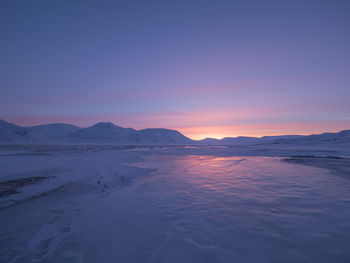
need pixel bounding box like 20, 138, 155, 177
1, 146, 350, 262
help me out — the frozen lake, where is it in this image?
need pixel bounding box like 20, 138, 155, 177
1, 150, 350, 262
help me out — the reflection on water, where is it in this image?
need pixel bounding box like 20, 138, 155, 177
1, 155, 350, 263
134, 155, 350, 262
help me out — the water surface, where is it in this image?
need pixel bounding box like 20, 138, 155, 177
1, 155, 350, 263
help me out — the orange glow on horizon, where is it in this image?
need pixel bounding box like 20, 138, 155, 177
177, 121, 350, 140
6, 108, 350, 141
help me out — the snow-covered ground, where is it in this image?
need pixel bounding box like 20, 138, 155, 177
1, 145, 350, 262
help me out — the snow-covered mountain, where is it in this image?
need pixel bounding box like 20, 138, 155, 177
197, 132, 350, 146
27, 123, 80, 143
0, 120, 81, 144
0, 119, 349, 146
69, 122, 140, 144
0, 119, 193, 145
28, 123, 80, 138
0, 119, 28, 143
197, 135, 304, 145
138, 128, 193, 145
272, 130, 350, 145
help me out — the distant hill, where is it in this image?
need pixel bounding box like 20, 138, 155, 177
138, 128, 193, 145
0, 119, 193, 145
68, 122, 139, 144
0, 119, 349, 146
197, 132, 350, 146
27, 123, 80, 142
0, 119, 28, 143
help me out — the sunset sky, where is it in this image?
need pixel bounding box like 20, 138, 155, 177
1, 0, 349, 139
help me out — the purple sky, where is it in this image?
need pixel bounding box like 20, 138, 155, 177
1, 0, 349, 139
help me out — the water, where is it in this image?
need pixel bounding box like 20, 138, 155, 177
1, 155, 350, 262
127, 155, 350, 263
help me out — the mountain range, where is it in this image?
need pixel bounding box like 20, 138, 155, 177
0, 119, 349, 145
0, 119, 192, 145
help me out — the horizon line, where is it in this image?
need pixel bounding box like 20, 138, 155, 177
1, 118, 349, 141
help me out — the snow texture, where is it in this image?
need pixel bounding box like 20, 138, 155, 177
1, 143, 350, 262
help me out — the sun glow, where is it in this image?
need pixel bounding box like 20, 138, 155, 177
177, 121, 350, 140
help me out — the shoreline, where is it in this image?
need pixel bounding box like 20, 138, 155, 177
283, 156, 350, 176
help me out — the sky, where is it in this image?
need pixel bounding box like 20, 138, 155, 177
1, 0, 349, 139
